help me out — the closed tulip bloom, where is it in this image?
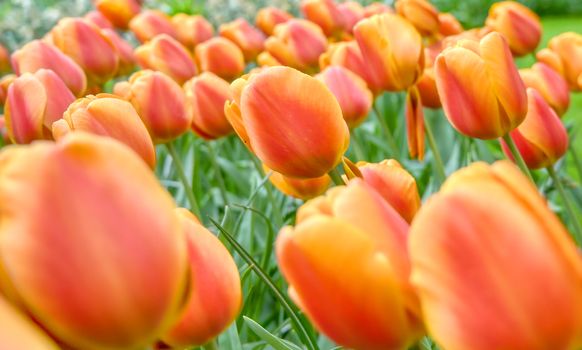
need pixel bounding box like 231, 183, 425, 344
536, 32, 582, 91
520, 63, 570, 116
501, 88, 568, 170
162, 209, 241, 348
184, 72, 233, 140
102, 29, 136, 77
338, 1, 365, 33
48, 18, 119, 86
0, 74, 16, 106
195, 37, 245, 81
354, 13, 424, 92
363, 2, 394, 17
435, 32, 527, 139
52, 94, 156, 168
438, 13, 463, 37
486, 1, 541, 57
129, 10, 178, 43
265, 19, 328, 73
84, 10, 114, 29
395, 0, 440, 37
96, 0, 141, 29
0, 43, 10, 74
316, 66, 372, 128
255, 6, 292, 35
0, 133, 189, 350
410, 161, 582, 350
220, 18, 266, 62
300, 0, 346, 38
11, 40, 87, 97
265, 164, 330, 200
5, 70, 75, 144
171, 14, 214, 49
277, 179, 423, 349
115, 71, 190, 143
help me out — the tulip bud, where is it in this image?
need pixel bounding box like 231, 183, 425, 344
0, 132, 189, 350
438, 13, 463, 37
0, 43, 10, 74
84, 10, 114, 29
229, 66, 349, 178
130, 10, 178, 43
115, 71, 190, 144
485, 1, 541, 57
395, 0, 440, 37
5, 70, 75, 144
410, 161, 582, 350
277, 179, 423, 349
536, 32, 582, 91
363, 2, 394, 17
135, 34, 197, 85
0, 74, 16, 106
265, 19, 328, 73
101, 29, 136, 77
219, 18, 266, 62
52, 94, 156, 168
11, 40, 87, 97
255, 6, 292, 36
195, 37, 245, 81
354, 13, 424, 92
161, 209, 241, 347
96, 0, 141, 29
184, 72, 234, 140
264, 164, 330, 200
48, 18, 119, 86
316, 66, 372, 128
300, 0, 346, 38
435, 32, 527, 139
338, 1, 365, 33
171, 14, 214, 49
519, 63, 569, 116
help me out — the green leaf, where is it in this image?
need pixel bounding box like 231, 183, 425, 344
244, 316, 302, 350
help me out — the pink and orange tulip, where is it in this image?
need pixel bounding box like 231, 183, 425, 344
171, 14, 214, 49
84, 10, 115, 29
437, 13, 463, 37
520, 62, 570, 116
219, 18, 266, 62
338, 2, 365, 33
395, 0, 440, 37
129, 10, 178, 43
102, 29, 136, 77
255, 6, 292, 35
300, 0, 346, 38
195, 37, 245, 81
536, 32, 582, 91
95, 0, 141, 29
0, 74, 16, 106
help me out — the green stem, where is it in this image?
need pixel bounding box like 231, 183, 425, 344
327, 167, 344, 186
164, 142, 202, 218
205, 141, 229, 206
569, 144, 582, 182
202, 340, 218, 350
547, 166, 582, 244
424, 117, 447, 183
372, 103, 400, 159
502, 134, 534, 183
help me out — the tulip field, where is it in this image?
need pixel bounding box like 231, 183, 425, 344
2, 0, 582, 349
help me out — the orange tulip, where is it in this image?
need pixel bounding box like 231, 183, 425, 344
338, 1, 365, 33
0, 132, 189, 350
0, 74, 16, 106
129, 10, 178, 43
435, 32, 527, 139
536, 32, 582, 91
255, 6, 292, 35
220, 18, 266, 62
410, 161, 582, 350
135, 34, 197, 85
395, 0, 440, 37
300, 0, 346, 38
501, 88, 568, 170
438, 13, 463, 37
195, 37, 245, 81
256, 51, 281, 67
161, 209, 241, 348
0, 43, 10, 74
520, 63, 570, 116
114, 70, 190, 144
277, 179, 423, 349
265, 164, 330, 200
184, 72, 233, 140
363, 2, 394, 17
84, 10, 114, 29
102, 29, 136, 77
5, 70, 75, 144
171, 14, 214, 49
316, 66, 372, 128
11, 40, 87, 97
416, 69, 441, 109
96, 0, 141, 29
226, 66, 349, 178
52, 94, 156, 168
265, 19, 327, 73
354, 13, 424, 92
48, 17, 119, 86
486, 1, 541, 57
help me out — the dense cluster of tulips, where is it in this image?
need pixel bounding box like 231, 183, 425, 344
0, 0, 581, 349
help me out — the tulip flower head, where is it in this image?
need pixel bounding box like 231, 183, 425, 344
130, 10, 178, 43
255, 6, 292, 35
536, 32, 582, 91
519, 63, 570, 116
300, 0, 347, 38
264, 164, 330, 200
338, 2, 365, 34
219, 18, 266, 62
195, 37, 245, 81
96, 0, 141, 29
438, 13, 464, 37
171, 14, 214, 49
395, 0, 440, 37
102, 29, 136, 77
84, 10, 114, 29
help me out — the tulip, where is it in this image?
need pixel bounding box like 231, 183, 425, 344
536, 32, 582, 91
255, 6, 292, 36
84, 10, 114, 29
416, 69, 440, 109
435, 32, 527, 139
438, 13, 463, 37
4, 70, 75, 144
395, 0, 440, 37
52, 94, 156, 168
195, 37, 245, 81
265, 164, 330, 200
409, 161, 582, 350
226, 66, 349, 178
277, 179, 423, 349
363, 2, 394, 17
171, 14, 214, 49
115, 71, 190, 144
257, 51, 281, 67
519, 63, 570, 116
354, 13, 424, 92
300, 0, 346, 38
184, 72, 233, 140
0, 132, 189, 350
265, 19, 328, 73
0, 43, 10, 74
102, 28, 136, 77
0, 74, 16, 106
129, 10, 178, 43
96, 0, 141, 29
48, 17, 119, 86
316, 66, 372, 128
338, 1, 365, 33
219, 18, 266, 62
135, 34, 197, 85
485, 1, 541, 57
161, 209, 241, 347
